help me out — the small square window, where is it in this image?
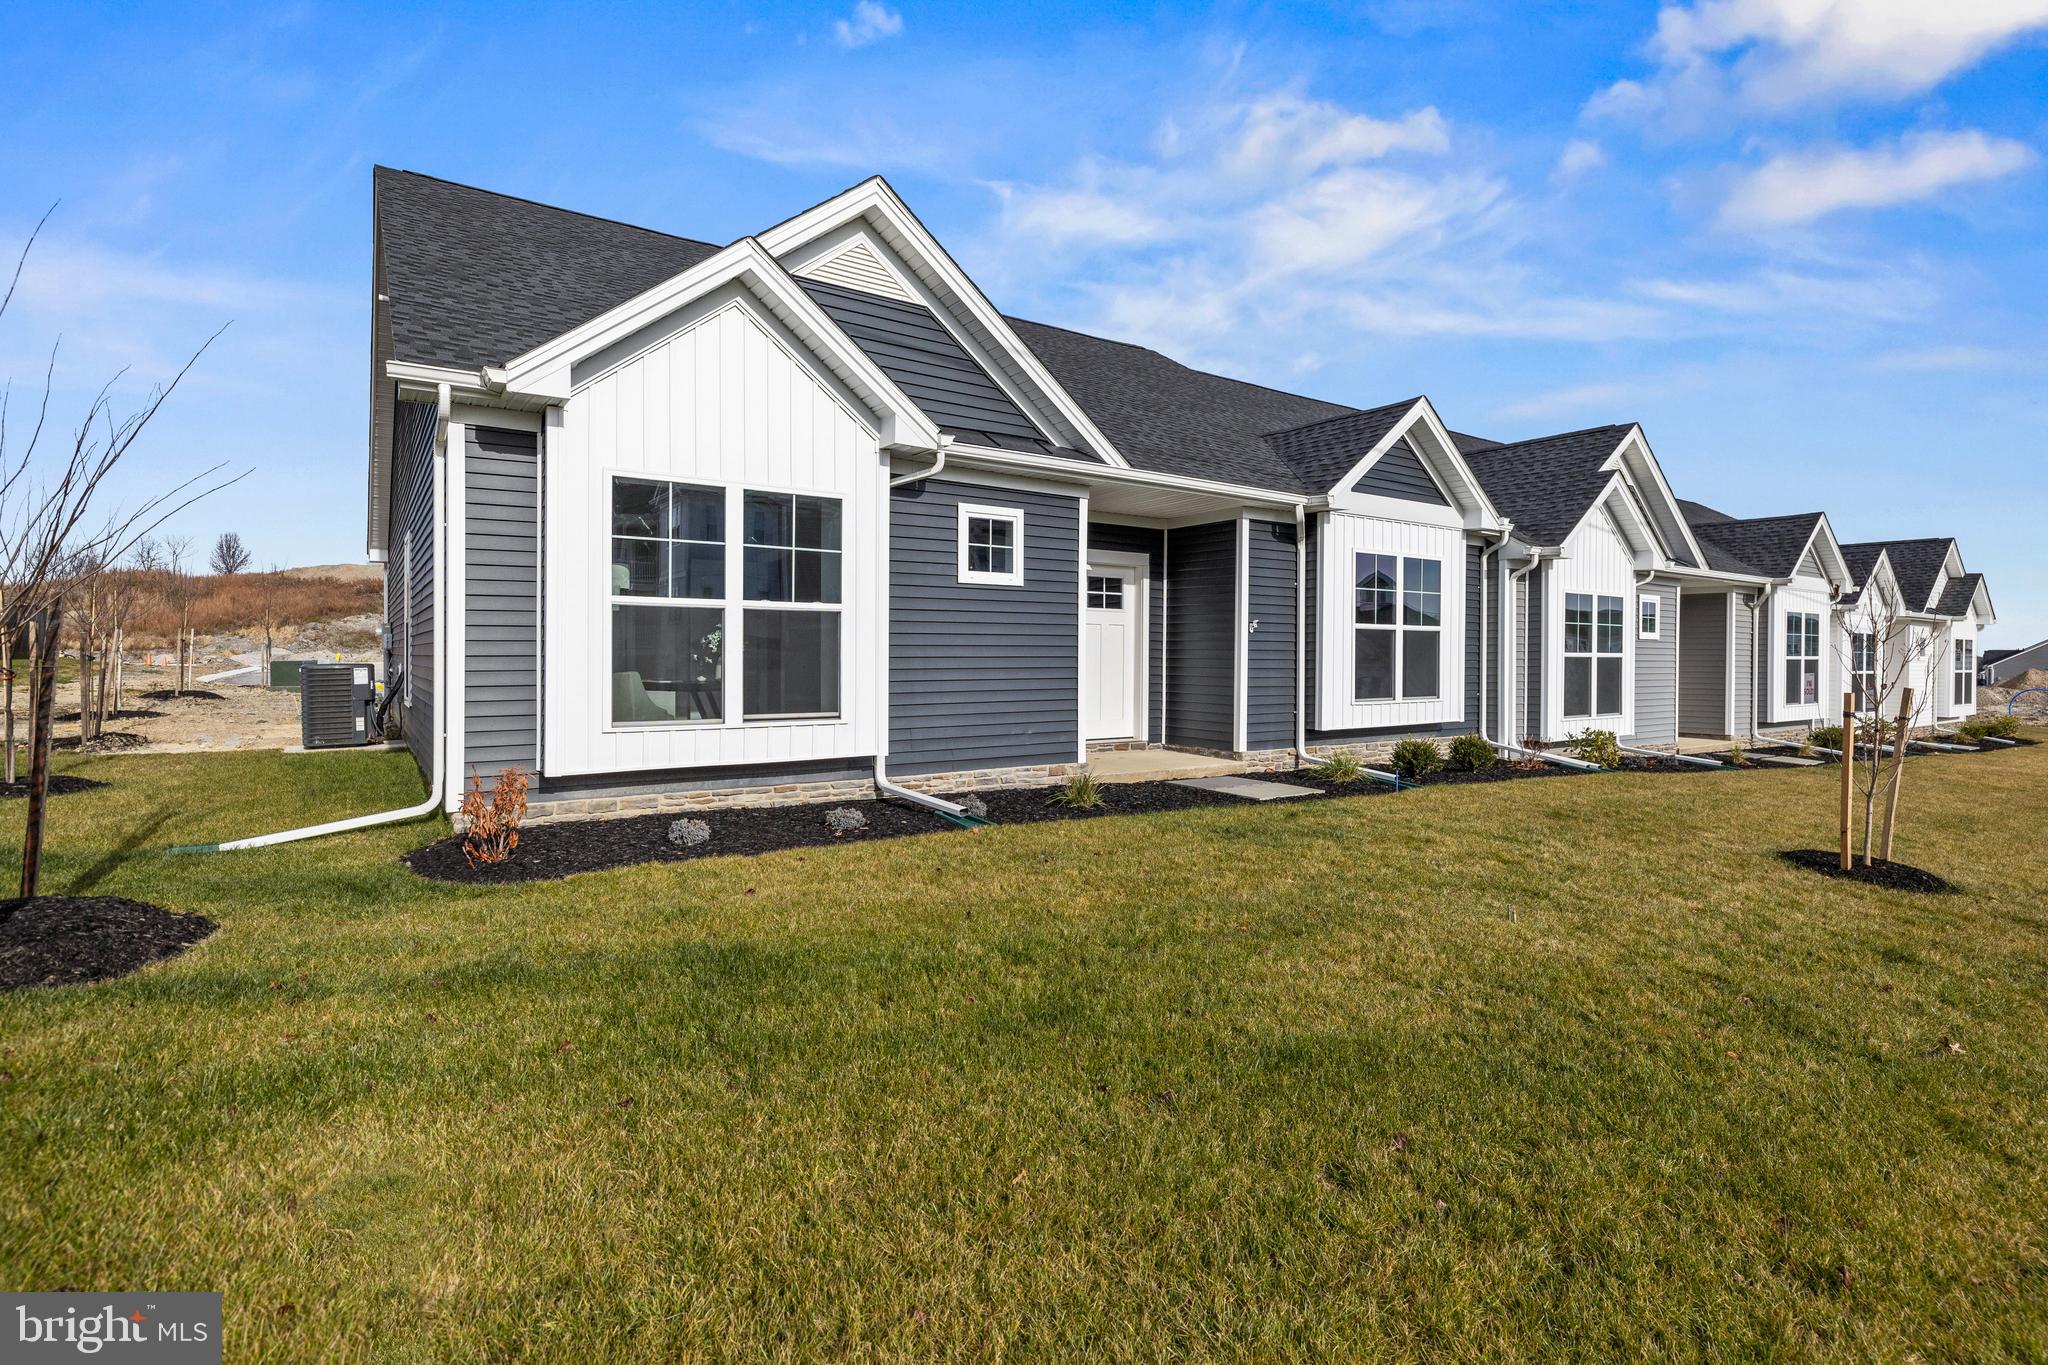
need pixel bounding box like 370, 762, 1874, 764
959, 505, 1024, 585
1638, 596, 1661, 638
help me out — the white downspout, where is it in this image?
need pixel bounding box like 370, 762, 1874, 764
1293, 504, 1309, 768
174, 382, 455, 852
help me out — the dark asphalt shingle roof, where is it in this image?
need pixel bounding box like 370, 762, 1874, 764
1686, 512, 1824, 580
1001, 317, 1363, 490
1935, 571, 1984, 618
1458, 426, 1630, 547
1677, 497, 1736, 527
1841, 538, 1955, 611
376, 167, 722, 369
1260, 399, 1422, 493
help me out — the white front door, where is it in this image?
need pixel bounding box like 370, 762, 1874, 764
1084, 564, 1141, 740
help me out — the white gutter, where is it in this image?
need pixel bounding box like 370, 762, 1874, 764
1293, 504, 1309, 769
889, 436, 949, 488
943, 443, 1307, 511
174, 382, 455, 852
1500, 741, 1604, 771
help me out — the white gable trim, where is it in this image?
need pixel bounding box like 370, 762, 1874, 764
789, 231, 917, 303
1791, 514, 1854, 593
1324, 397, 1504, 530
499, 238, 938, 452
755, 177, 1129, 468
1606, 426, 1707, 569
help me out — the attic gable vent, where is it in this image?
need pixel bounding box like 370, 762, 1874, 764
795, 239, 915, 303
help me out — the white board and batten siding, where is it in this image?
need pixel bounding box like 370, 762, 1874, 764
544, 287, 884, 778
1766, 576, 1835, 725
1544, 506, 1636, 741
1314, 511, 1466, 733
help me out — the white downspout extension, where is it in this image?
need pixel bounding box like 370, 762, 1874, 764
175, 382, 455, 852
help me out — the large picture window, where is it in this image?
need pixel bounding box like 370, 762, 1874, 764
608, 477, 843, 726
1784, 611, 1820, 706
1851, 631, 1877, 711
1953, 639, 1974, 706
1353, 552, 1442, 701
1564, 592, 1624, 719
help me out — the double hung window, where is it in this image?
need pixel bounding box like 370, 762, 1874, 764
1353, 553, 1442, 701
1784, 612, 1820, 707
1564, 593, 1624, 718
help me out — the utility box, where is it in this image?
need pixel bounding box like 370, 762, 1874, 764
269, 659, 305, 689
299, 663, 377, 749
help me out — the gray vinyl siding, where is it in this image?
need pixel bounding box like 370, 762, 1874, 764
889, 477, 1081, 774
1679, 592, 1729, 736
1731, 590, 1757, 735
1086, 522, 1164, 740
464, 426, 539, 782
799, 279, 1050, 446
1245, 520, 1297, 749
385, 398, 438, 781
1626, 577, 1678, 746
1165, 521, 1238, 751
1352, 439, 1449, 506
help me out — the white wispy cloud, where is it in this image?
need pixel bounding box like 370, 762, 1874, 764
1496, 380, 1637, 421
1869, 344, 2035, 373
1552, 139, 1607, 184
1717, 130, 2036, 229
833, 1, 903, 49
1590, 0, 2048, 125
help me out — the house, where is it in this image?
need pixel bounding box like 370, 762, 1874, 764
365, 168, 1992, 820
1673, 502, 1855, 739
1982, 638, 2048, 686
1837, 538, 1995, 725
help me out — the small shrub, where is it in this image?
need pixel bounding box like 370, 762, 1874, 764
1316, 751, 1365, 783
824, 806, 868, 836
1565, 728, 1622, 769
667, 817, 710, 848
1725, 743, 1750, 768
1796, 736, 1816, 758
460, 765, 530, 868
1049, 772, 1103, 808
1446, 734, 1497, 772
1984, 713, 2021, 739
955, 794, 989, 819
1809, 725, 1844, 751
1390, 739, 1444, 780
1953, 716, 1990, 741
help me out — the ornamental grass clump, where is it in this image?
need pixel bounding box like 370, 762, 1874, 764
1809, 725, 1844, 752
1316, 752, 1365, 783
1049, 773, 1103, 809
461, 766, 530, 868
1390, 739, 1443, 781
1446, 734, 1497, 772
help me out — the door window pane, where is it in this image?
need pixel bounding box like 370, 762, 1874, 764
612, 605, 723, 724
1354, 629, 1395, 701
744, 610, 840, 719
1087, 575, 1125, 609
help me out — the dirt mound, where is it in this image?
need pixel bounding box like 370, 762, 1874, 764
2004, 667, 2048, 690
1, 896, 216, 990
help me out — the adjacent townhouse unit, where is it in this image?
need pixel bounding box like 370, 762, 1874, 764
1981, 637, 2048, 687
366, 168, 1998, 818
1838, 538, 1995, 726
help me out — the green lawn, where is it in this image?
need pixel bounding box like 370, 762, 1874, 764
3, 741, 2046, 1360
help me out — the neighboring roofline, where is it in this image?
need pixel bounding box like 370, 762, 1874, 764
942, 442, 1309, 509
375, 165, 723, 258
753, 176, 1131, 470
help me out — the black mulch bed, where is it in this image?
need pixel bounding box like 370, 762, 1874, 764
55, 731, 148, 753
0, 896, 216, 990
405, 779, 1314, 886
139, 688, 225, 702
0, 774, 110, 799
1616, 755, 1718, 774
1779, 848, 1956, 895
1286, 761, 1579, 795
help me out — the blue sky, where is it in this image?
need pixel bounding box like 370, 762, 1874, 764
4, 2, 2044, 642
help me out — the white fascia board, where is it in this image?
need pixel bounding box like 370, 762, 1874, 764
1610, 426, 1708, 569
753, 177, 1130, 469
498, 238, 938, 451
942, 444, 1305, 511
1802, 514, 1856, 593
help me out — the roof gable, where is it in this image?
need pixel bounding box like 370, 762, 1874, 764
1840, 537, 1954, 611
1460, 425, 1631, 547
1352, 438, 1450, 506
1689, 511, 1825, 580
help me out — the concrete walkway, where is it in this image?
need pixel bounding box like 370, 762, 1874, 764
1675, 735, 1732, 756
1087, 748, 1248, 784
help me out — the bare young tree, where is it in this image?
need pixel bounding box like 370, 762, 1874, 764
1835, 591, 1938, 867
162, 534, 197, 695
210, 530, 250, 575
256, 561, 285, 686
0, 207, 239, 896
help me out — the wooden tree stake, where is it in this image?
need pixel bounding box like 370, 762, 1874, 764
1839, 691, 1855, 870
1880, 686, 1914, 864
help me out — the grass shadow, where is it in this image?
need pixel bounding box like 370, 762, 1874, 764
63, 805, 177, 896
